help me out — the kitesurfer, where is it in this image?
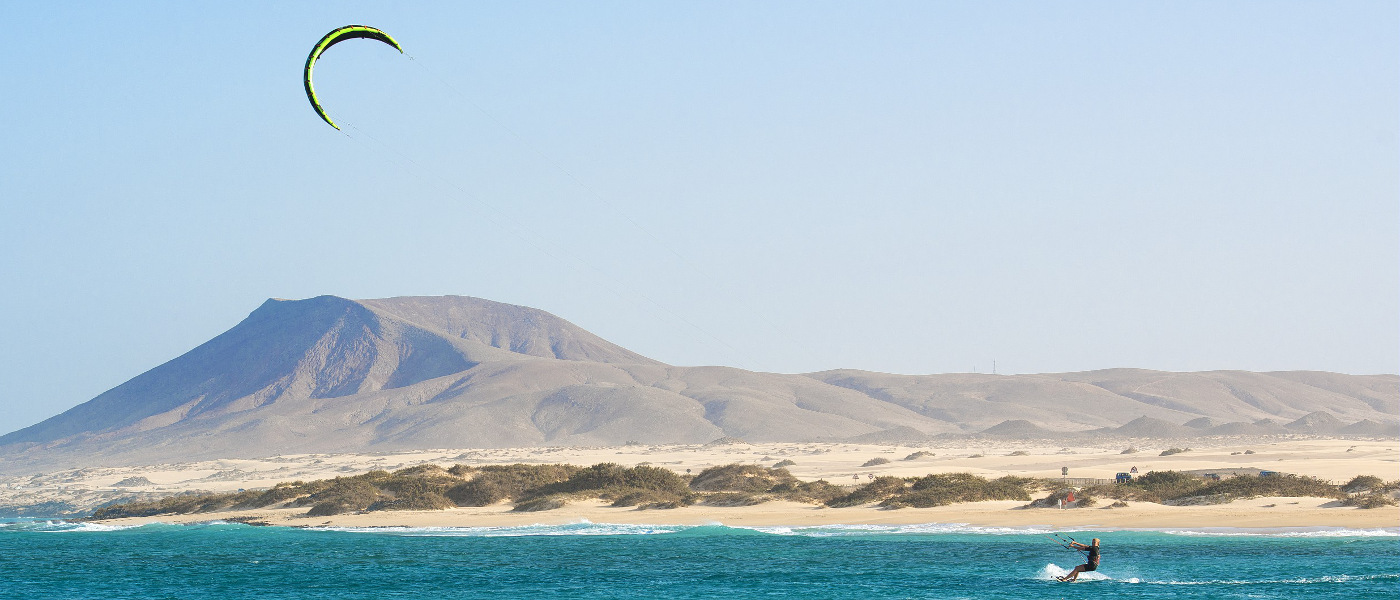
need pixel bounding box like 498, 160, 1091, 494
1057, 538, 1100, 582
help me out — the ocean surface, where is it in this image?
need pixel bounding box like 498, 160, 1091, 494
1, 519, 1395, 599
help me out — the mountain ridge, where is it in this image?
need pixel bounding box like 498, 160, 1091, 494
2, 295, 1395, 472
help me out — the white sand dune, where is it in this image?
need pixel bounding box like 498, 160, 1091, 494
9, 438, 1396, 528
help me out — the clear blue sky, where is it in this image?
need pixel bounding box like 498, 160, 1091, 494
2, 2, 1396, 435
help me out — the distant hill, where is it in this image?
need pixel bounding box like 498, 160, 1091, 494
1285, 411, 1347, 435
1100, 416, 1197, 438
841, 426, 937, 444
1206, 419, 1291, 436
1341, 419, 1399, 437
807, 368, 1397, 433
979, 420, 1060, 438
1, 295, 1395, 472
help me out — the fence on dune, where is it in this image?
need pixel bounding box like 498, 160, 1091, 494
1055, 477, 1114, 486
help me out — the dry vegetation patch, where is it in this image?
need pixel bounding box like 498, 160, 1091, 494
1026, 470, 1396, 509
689, 464, 797, 493
88, 460, 1400, 519
883, 474, 1032, 508
1338, 475, 1399, 508
446, 464, 580, 506
827, 476, 908, 508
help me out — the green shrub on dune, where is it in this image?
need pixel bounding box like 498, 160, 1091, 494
445, 478, 508, 507
609, 488, 696, 508
913, 473, 1022, 492
683, 464, 828, 506
534, 463, 686, 495
767, 479, 847, 504
512, 494, 569, 512
1084, 471, 1343, 505
445, 464, 580, 506
370, 477, 455, 511
699, 492, 768, 507
1109, 470, 1208, 502
302, 479, 388, 516
1332, 475, 1400, 506
1034, 470, 1365, 508
1341, 492, 1397, 508
519, 463, 693, 509
551, 463, 633, 492
367, 492, 454, 512
92, 492, 251, 519
393, 464, 452, 478
1341, 475, 1384, 494
882, 474, 1031, 508
689, 464, 798, 493
1191, 473, 1343, 502
1337, 476, 1398, 508
616, 465, 691, 495
826, 476, 908, 508
1061, 471, 1207, 505
479, 463, 582, 488
381, 473, 451, 495
238, 480, 326, 509
292, 470, 428, 515
211, 489, 265, 510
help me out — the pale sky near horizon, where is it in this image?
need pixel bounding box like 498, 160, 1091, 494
2, 2, 1396, 435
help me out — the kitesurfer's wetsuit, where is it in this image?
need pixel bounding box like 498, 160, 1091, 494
1082, 545, 1100, 571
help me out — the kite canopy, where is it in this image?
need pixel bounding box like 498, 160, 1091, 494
303, 25, 404, 130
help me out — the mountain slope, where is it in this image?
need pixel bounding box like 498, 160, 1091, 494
0, 295, 651, 447
358, 296, 659, 365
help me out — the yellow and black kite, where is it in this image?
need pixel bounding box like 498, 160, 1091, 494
303, 25, 403, 130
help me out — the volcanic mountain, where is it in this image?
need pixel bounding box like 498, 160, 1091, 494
1, 295, 1395, 471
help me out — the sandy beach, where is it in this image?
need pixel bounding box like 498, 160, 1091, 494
19, 436, 1383, 530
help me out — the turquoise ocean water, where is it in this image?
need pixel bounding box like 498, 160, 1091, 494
1, 520, 1395, 599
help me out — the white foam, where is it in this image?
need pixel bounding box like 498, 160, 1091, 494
0, 520, 143, 533
312, 520, 686, 537
301, 521, 1399, 539
313, 521, 1053, 538
1154, 527, 1399, 538
1035, 563, 1112, 582
61, 522, 142, 532
1138, 573, 1400, 586
739, 523, 1060, 537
